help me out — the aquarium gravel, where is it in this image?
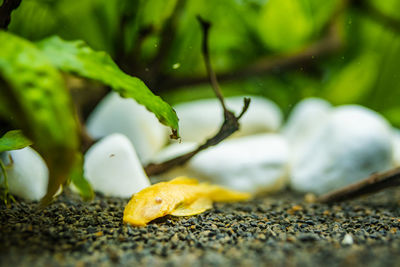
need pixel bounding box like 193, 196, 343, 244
1, 188, 400, 267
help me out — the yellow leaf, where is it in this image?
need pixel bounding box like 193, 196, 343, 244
123, 177, 251, 226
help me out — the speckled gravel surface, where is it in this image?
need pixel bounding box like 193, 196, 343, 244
1, 187, 400, 267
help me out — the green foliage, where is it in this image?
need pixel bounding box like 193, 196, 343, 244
0, 30, 179, 202
259, 0, 313, 51
0, 31, 79, 203
37, 36, 179, 135
8, 0, 120, 54
0, 158, 15, 205
0, 130, 32, 153
258, 0, 338, 51
325, 53, 379, 104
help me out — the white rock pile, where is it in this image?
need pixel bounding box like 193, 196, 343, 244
288, 104, 393, 194
153, 134, 289, 194
86, 92, 169, 164
3, 94, 397, 200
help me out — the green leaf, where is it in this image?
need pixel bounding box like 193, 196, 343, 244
258, 0, 339, 52
70, 153, 94, 201
324, 53, 379, 104
37, 36, 179, 137
258, 0, 313, 51
0, 130, 32, 153
0, 31, 79, 204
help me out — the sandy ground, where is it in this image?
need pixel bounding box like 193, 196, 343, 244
1, 187, 400, 267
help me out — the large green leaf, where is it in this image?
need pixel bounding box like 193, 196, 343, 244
37, 36, 179, 137
0, 130, 32, 153
0, 31, 79, 204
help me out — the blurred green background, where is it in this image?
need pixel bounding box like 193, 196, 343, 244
6, 0, 400, 126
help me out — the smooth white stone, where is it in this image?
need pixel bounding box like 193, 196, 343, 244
290, 105, 393, 195
84, 133, 150, 198
173, 96, 283, 143
283, 98, 332, 156
186, 134, 290, 194
86, 92, 169, 164
0, 147, 49, 201
341, 234, 354, 245
393, 129, 400, 166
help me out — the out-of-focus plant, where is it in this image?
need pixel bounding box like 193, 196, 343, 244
0, 2, 179, 203
1, 0, 400, 202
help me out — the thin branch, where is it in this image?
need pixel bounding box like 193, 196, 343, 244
318, 167, 400, 203
0, 0, 22, 29
144, 17, 251, 176
197, 16, 227, 110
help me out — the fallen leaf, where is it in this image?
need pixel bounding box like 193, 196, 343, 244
123, 177, 251, 226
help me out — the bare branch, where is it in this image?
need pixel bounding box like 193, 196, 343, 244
197, 16, 227, 110
318, 167, 400, 203
0, 0, 22, 30
144, 17, 251, 176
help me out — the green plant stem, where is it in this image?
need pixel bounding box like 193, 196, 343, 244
0, 157, 15, 205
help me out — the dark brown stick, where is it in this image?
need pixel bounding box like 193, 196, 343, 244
318, 167, 400, 203
144, 17, 250, 176
197, 16, 227, 110
0, 0, 22, 29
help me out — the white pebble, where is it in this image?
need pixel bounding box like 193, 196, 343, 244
342, 233, 354, 245
283, 98, 332, 156
84, 133, 150, 198
290, 105, 393, 195
0, 147, 49, 201
392, 129, 400, 167
189, 134, 289, 193
86, 92, 169, 164
174, 96, 282, 142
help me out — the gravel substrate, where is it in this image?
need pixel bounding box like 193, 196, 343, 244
1, 187, 400, 267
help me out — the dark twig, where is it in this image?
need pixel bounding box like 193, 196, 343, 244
144, 17, 251, 176
318, 167, 400, 203
197, 16, 227, 110
0, 0, 22, 29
